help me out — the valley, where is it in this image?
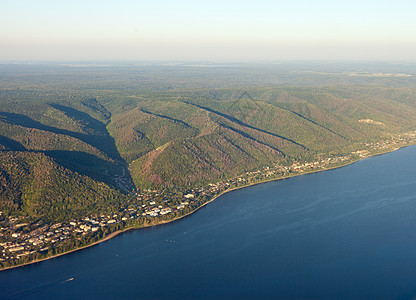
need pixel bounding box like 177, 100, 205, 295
1, 62, 416, 269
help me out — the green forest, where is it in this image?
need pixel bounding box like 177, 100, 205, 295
1, 62, 416, 222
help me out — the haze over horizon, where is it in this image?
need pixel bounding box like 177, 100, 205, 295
2, 0, 416, 62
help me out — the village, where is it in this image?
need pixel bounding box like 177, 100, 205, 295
1, 131, 416, 268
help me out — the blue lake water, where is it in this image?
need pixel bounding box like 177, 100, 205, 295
2, 146, 416, 299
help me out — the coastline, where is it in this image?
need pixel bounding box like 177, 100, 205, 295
0, 144, 412, 272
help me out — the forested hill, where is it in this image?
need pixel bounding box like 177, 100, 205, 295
1, 63, 416, 220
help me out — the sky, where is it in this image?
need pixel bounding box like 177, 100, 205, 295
1, 0, 416, 61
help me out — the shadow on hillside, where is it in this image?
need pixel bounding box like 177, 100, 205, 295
217, 122, 281, 154
0, 109, 134, 191
0, 135, 27, 151
49, 104, 108, 135
0, 109, 120, 161
139, 108, 197, 130
44, 150, 119, 186
81, 98, 112, 122
182, 101, 308, 149
49, 104, 122, 160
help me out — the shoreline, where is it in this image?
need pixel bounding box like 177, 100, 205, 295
0, 144, 412, 272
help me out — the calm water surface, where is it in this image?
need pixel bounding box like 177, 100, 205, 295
2, 146, 416, 299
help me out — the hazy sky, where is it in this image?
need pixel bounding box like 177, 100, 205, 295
2, 0, 416, 61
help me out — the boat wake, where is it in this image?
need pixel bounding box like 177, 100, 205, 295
61, 277, 74, 283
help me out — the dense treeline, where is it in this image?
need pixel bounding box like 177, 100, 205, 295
1, 63, 416, 222
0, 152, 129, 221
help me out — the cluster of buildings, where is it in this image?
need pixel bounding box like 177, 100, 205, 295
363, 131, 416, 150
1, 131, 416, 267
1, 219, 69, 262
0, 212, 137, 264
1, 187, 203, 265
142, 206, 173, 217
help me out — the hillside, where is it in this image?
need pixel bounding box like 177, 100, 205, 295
112, 86, 416, 188
0, 151, 129, 222
1, 63, 416, 221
